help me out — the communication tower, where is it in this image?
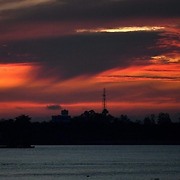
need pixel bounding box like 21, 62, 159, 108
102, 88, 108, 115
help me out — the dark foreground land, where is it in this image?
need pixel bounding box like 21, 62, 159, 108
0, 112, 180, 146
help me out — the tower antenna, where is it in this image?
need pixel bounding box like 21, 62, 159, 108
102, 88, 108, 115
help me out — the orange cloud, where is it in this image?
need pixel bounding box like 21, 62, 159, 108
0, 101, 50, 119
95, 63, 180, 83
0, 63, 38, 88
0, 53, 179, 119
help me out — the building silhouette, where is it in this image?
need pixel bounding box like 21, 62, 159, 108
52, 109, 71, 123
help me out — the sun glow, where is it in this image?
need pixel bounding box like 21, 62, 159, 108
76, 26, 165, 33
151, 54, 180, 64
0, 63, 36, 88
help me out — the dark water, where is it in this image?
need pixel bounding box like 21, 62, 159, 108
0, 145, 179, 180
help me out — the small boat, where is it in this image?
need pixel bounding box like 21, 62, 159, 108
0, 145, 35, 148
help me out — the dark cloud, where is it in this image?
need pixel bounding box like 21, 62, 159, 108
1, 0, 180, 23
46, 104, 62, 110
1, 32, 161, 79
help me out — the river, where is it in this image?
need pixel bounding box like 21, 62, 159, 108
0, 145, 179, 180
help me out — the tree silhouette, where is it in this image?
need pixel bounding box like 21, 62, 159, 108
144, 114, 155, 125
14, 115, 32, 146
119, 114, 130, 124
157, 112, 171, 125
15, 115, 31, 124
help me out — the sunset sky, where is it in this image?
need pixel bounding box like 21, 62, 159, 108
0, 0, 180, 121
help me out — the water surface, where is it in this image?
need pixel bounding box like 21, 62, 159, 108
0, 145, 179, 180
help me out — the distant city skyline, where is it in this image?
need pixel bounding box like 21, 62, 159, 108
0, 0, 180, 121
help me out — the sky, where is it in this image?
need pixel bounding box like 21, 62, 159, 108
0, 0, 180, 121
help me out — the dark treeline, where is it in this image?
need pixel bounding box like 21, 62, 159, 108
0, 111, 180, 146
